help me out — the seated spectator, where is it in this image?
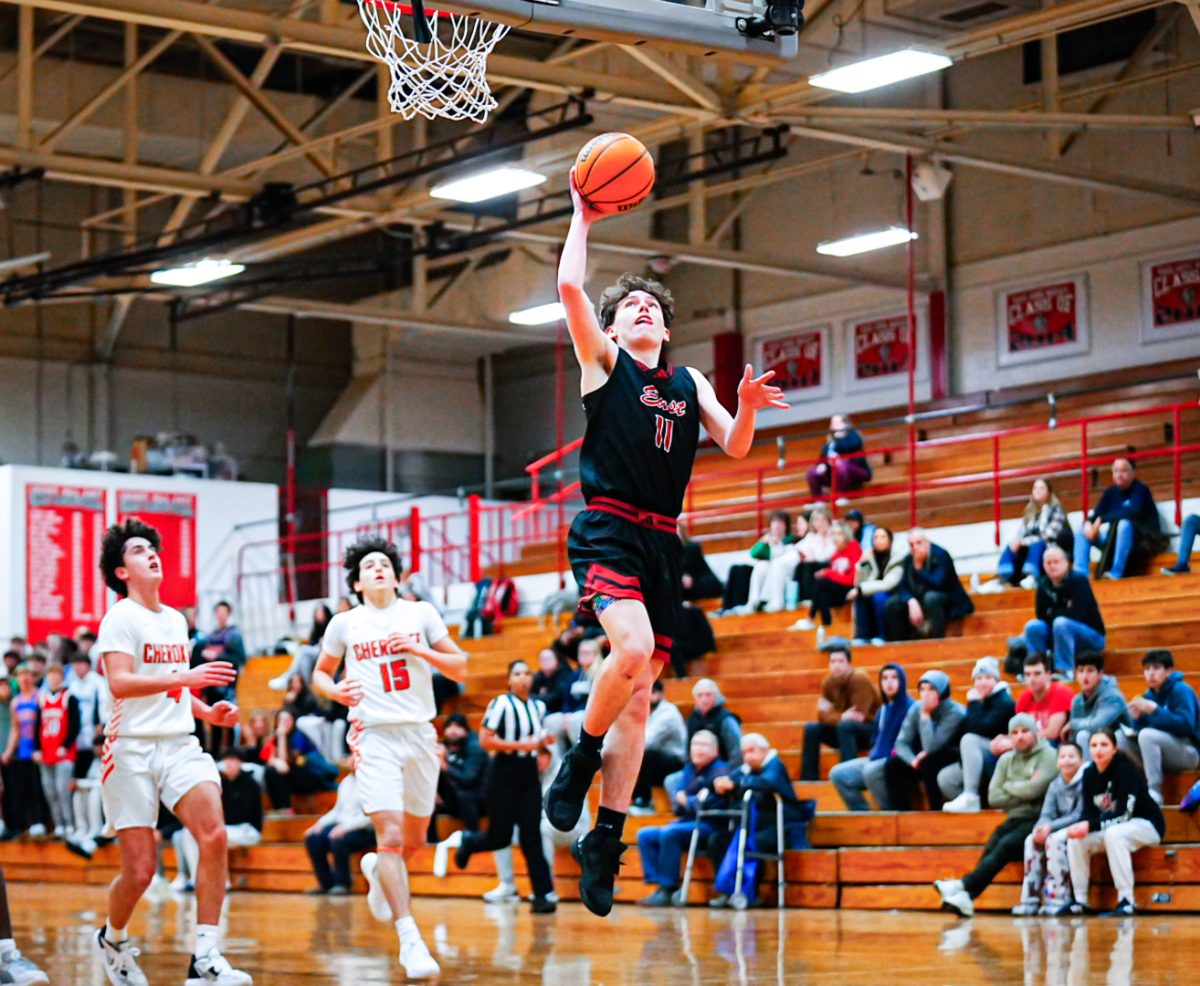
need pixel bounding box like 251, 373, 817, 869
1065, 652, 1130, 757
302, 772, 375, 895
739, 511, 798, 614
636, 730, 730, 907
1064, 728, 1166, 916
1006, 653, 1073, 745
800, 639, 880, 781
1118, 649, 1200, 804
268, 604, 333, 691
789, 521, 863, 631
1022, 545, 1105, 679
631, 679, 688, 815
707, 732, 814, 907
995, 478, 1073, 589
543, 637, 605, 753
1074, 456, 1167, 580
686, 679, 744, 769
790, 509, 835, 608
680, 523, 723, 601
848, 526, 905, 646
1161, 512, 1199, 575
531, 648, 573, 715
262, 709, 339, 813
885, 529, 974, 641
172, 749, 263, 892
234, 709, 271, 788
537, 582, 579, 630
829, 663, 912, 811
843, 508, 876, 551
884, 670, 965, 811
940, 657, 1016, 813
807, 414, 871, 499
672, 603, 716, 679
934, 713, 1057, 917
436, 712, 487, 831
1011, 740, 1085, 915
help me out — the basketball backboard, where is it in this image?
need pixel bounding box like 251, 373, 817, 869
433, 1, 800, 63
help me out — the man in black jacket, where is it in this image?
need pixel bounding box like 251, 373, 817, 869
1021, 546, 1106, 679
1074, 456, 1166, 580
436, 713, 488, 830
884, 529, 974, 641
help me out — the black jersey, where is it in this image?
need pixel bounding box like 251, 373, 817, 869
578, 347, 701, 519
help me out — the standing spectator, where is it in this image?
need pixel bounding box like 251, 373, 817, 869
3, 652, 19, 689
636, 730, 730, 907
884, 670, 965, 811
829, 662, 912, 811
302, 772, 374, 895
262, 709, 339, 813
1064, 728, 1166, 916
995, 478, 1073, 589
1065, 652, 1130, 757
1021, 546, 1105, 679
800, 640, 880, 781
173, 750, 264, 893
940, 657, 1016, 812
196, 600, 247, 751
1006, 653, 1074, 744
1074, 456, 1167, 580
1, 665, 47, 837
885, 529, 974, 641
739, 511, 798, 614
806, 414, 871, 499
679, 524, 723, 601
789, 521, 863, 631
0, 680, 10, 839
1011, 740, 1085, 915
686, 679, 744, 769
35, 663, 79, 839
935, 713, 1057, 917
790, 510, 835, 609
1118, 650, 1200, 804
631, 679, 688, 815
531, 649, 573, 715
1161, 513, 1199, 575
848, 527, 905, 646
436, 713, 487, 832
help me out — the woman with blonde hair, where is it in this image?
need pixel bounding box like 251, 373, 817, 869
996, 478, 1072, 588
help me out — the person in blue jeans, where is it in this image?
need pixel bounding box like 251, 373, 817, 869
1074, 457, 1163, 580
996, 478, 1071, 588
1024, 546, 1106, 678
636, 730, 729, 906
1162, 513, 1199, 575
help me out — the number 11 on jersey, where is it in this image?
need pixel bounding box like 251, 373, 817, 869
380, 658, 411, 693
654, 414, 674, 452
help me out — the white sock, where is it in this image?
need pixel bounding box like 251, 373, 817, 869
194, 924, 220, 958
395, 916, 419, 944
105, 922, 128, 945
0, 936, 15, 955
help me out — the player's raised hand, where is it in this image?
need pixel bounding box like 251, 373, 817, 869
737, 365, 789, 411
186, 661, 237, 689
207, 700, 240, 728
568, 168, 604, 225
333, 677, 365, 708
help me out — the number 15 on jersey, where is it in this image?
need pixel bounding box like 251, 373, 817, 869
380, 658, 410, 693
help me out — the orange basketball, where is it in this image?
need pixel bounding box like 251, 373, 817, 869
574, 132, 655, 216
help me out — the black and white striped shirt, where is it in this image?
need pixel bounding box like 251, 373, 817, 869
482, 692, 546, 759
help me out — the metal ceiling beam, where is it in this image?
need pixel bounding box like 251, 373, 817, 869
0, 12, 82, 84
618, 44, 723, 113
773, 106, 1197, 132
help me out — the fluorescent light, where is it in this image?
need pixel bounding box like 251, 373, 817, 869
817, 227, 918, 257
508, 301, 565, 325
809, 49, 953, 94
431, 166, 547, 204
150, 258, 245, 287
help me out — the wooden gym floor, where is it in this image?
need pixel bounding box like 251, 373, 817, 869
11, 882, 1200, 984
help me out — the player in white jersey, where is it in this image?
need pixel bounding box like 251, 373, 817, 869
312, 536, 466, 980
92, 519, 250, 986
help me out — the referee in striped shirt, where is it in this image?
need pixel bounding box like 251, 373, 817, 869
453, 659, 557, 913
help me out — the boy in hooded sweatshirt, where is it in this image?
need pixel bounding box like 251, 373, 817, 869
884, 670, 965, 811
1012, 739, 1085, 915
1117, 649, 1200, 804
940, 656, 1016, 812
829, 663, 912, 811
1065, 651, 1130, 758
935, 713, 1057, 916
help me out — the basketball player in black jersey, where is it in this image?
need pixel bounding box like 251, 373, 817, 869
544, 172, 787, 916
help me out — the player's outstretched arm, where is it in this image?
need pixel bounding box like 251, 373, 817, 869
558, 170, 617, 380
689, 364, 788, 459
103, 652, 237, 699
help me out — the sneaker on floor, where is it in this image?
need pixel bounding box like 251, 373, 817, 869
360, 852, 394, 922
544, 745, 602, 833
638, 887, 674, 907
1101, 571, 1120, 581
572, 829, 627, 917
942, 889, 974, 918
1161, 564, 1190, 576
185, 949, 253, 986
398, 937, 440, 979
1100, 899, 1136, 917
627, 800, 656, 817
870, 638, 886, 647
787, 618, 817, 632
1019, 575, 1037, 590
530, 896, 557, 914
26, 824, 45, 839
1043, 902, 1087, 917
942, 793, 981, 814
432, 830, 462, 878
0, 946, 50, 985
1011, 900, 1040, 916
708, 894, 730, 909
328, 885, 349, 896
93, 928, 149, 986
170, 874, 191, 892
933, 878, 963, 899
482, 882, 519, 903
66, 837, 95, 861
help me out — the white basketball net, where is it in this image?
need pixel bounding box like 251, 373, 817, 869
357, 1, 510, 123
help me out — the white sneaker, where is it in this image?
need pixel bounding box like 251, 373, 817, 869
53, 825, 67, 839
170, 874, 191, 892
185, 949, 253, 985
482, 882, 519, 903
788, 618, 816, 632
398, 937, 440, 979
27, 824, 46, 839
1011, 900, 1040, 916
432, 830, 462, 879
943, 889, 975, 917
360, 853, 394, 922
870, 638, 886, 646
0, 946, 49, 984
266, 674, 289, 692
942, 793, 981, 814
94, 928, 149, 986
145, 873, 171, 900
933, 878, 963, 899
1019, 575, 1037, 590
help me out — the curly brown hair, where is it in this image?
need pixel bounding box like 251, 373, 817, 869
596, 273, 675, 332
99, 518, 162, 595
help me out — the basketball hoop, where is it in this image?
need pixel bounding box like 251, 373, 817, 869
357, 0, 510, 123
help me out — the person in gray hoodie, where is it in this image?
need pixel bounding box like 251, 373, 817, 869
935, 713, 1057, 916
1012, 739, 1086, 915
940, 656, 1016, 812
1065, 652, 1130, 759
883, 670, 965, 810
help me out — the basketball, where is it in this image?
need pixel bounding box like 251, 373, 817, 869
574, 132, 655, 215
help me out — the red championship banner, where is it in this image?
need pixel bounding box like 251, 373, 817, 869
25, 484, 108, 645
852, 314, 911, 380
1147, 256, 1200, 330
760, 329, 824, 392
1004, 281, 1080, 354
117, 490, 197, 609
